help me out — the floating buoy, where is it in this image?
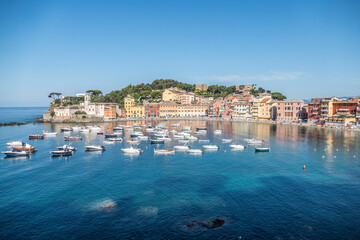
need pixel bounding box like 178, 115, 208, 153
314, 149, 316, 152
334, 156, 336, 158
322, 156, 325, 158
354, 155, 356, 158
303, 165, 306, 170
336, 149, 338, 151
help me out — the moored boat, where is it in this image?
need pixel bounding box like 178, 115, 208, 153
61, 128, 72, 132
203, 145, 219, 150
12, 143, 36, 152
64, 136, 82, 141
171, 123, 180, 127
187, 149, 203, 154
97, 132, 104, 135
57, 145, 77, 151
103, 141, 115, 144
229, 144, 245, 150
105, 133, 117, 138
43, 131, 57, 136
154, 149, 175, 155
50, 149, 73, 156
214, 130, 222, 135
174, 145, 190, 151
186, 135, 198, 140
28, 134, 44, 139
2, 149, 31, 157
108, 138, 123, 142
222, 139, 232, 143
245, 138, 263, 145
85, 145, 106, 151
150, 139, 165, 144
121, 147, 142, 154
255, 147, 270, 152
126, 139, 140, 144
138, 136, 149, 141
7, 141, 24, 147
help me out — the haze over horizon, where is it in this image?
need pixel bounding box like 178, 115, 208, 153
0, 0, 359, 107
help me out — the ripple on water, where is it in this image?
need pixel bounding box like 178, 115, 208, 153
136, 206, 159, 217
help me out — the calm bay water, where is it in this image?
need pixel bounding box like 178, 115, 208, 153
1, 109, 360, 239
0, 107, 48, 123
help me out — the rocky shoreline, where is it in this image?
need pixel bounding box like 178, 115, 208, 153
0, 118, 43, 127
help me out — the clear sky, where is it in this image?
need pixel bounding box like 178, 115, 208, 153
0, 0, 359, 107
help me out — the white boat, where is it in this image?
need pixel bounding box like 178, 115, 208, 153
57, 145, 77, 151
12, 143, 36, 152
169, 130, 177, 134
194, 130, 207, 135
50, 150, 73, 156
203, 145, 219, 150
145, 128, 155, 132
186, 135, 198, 140
103, 141, 115, 144
214, 130, 222, 135
154, 149, 175, 155
198, 139, 210, 143
43, 131, 57, 136
182, 126, 191, 131
7, 141, 24, 147
90, 126, 102, 132
138, 136, 149, 141
174, 145, 190, 151
132, 123, 140, 127
171, 123, 181, 127
173, 134, 185, 139
245, 138, 263, 145
222, 139, 232, 143
108, 138, 123, 142
72, 126, 81, 131
80, 128, 90, 132
2, 149, 31, 157
229, 144, 245, 150
85, 145, 106, 151
121, 147, 142, 154
156, 135, 171, 141
187, 149, 203, 154
178, 140, 190, 144
126, 139, 140, 144
124, 128, 134, 132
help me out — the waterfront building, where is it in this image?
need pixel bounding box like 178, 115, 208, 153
145, 104, 160, 118
207, 101, 222, 117
104, 104, 117, 120
258, 98, 274, 120
180, 93, 195, 105
232, 102, 253, 119
326, 100, 357, 123
195, 84, 208, 92
308, 98, 322, 120
273, 100, 308, 121
124, 95, 135, 110
178, 104, 207, 117
224, 96, 239, 105
320, 97, 338, 119
126, 105, 145, 118
159, 102, 179, 118
162, 87, 186, 102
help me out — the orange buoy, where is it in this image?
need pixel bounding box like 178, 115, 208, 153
314, 149, 316, 152
322, 156, 325, 158
303, 165, 306, 170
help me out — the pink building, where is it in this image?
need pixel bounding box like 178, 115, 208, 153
275, 100, 307, 121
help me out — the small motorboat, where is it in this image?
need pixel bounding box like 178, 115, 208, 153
50, 149, 73, 156
198, 139, 210, 144
255, 147, 270, 152
173, 134, 185, 139
154, 149, 175, 155
80, 128, 90, 133
97, 132, 104, 135
61, 128, 72, 132
126, 139, 140, 144
105, 133, 117, 138
182, 126, 191, 131
186, 135, 198, 141
174, 145, 190, 151
121, 147, 142, 154
245, 138, 263, 145
113, 126, 123, 131
85, 145, 106, 151
2, 149, 31, 157
138, 136, 149, 141
194, 130, 207, 135
12, 143, 36, 152
108, 138, 123, 142
203, 145, 219, 150
222, 139, 232, 143
43, 131, 57, 136
156, 135, 171, 141
171, 123, 181, 127
7, 141, 24, 147
214, 130, 222, 135
145, 128, 155, 132
72, 126, 81, 131
229, 144, 245, 150
28, 134, 44, 139
187, 149, 203, 154
131, 132, 143, 138
103, 141, 115, 144
150, 139, 165, 144
64, 136, 82, 141
57, 145, 77, 151
178, 140, 190, 144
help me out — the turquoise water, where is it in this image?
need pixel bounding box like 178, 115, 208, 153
0, 107, 48, 123
1, 116, 360, 239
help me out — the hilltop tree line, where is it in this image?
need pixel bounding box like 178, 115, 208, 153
49, 79, 286, 107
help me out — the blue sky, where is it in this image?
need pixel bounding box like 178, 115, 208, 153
0, 0, 359, 107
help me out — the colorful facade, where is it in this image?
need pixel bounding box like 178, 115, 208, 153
159, 102, 178, 118
145, 104, 159, 118
274, 100, 307, 121
104, 104, 117, 119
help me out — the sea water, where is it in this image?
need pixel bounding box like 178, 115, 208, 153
0, 116, 360, 239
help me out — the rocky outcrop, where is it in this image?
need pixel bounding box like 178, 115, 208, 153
0, 122, 27, 127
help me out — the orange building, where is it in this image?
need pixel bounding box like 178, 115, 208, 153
104, 104, 117, 119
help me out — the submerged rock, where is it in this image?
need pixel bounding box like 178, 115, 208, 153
90, 199, 117, 210
186, 217, 226, 229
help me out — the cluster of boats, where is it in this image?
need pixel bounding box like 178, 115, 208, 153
3, 122, 270, 158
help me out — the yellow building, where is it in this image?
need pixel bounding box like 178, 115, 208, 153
124, 95, 135, 110
258, 98, 274, 119
126, 105, 145, 118
162, 87, 186, 102
159, 102, 179, 118
178, 104, 207, 117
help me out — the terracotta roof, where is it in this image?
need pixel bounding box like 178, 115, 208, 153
260, 98, 271, 103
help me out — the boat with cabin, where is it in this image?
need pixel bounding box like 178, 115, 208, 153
121, 147, 142, 154
85, 145, 106, 151
2, 149, 31, 157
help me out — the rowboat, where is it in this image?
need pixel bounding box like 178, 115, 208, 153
174, 145, 190, 151
85, 145, 106, 151
229, 144, 245, 150
108, 138, 123, 142
57, 145, 77, 151
29, 134, 44, 139
50, 149, 73, 156
121, 147, 142, 154
154, 149, 175, 155
97, 132, 104, 135
196, 127, 207, 131
2, 149, 31, 157
255, 147, 270, 152
187, 149, 203, 154
203, 145, 219, 150
150, 139, 165, 144
64, 136, 82, 141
